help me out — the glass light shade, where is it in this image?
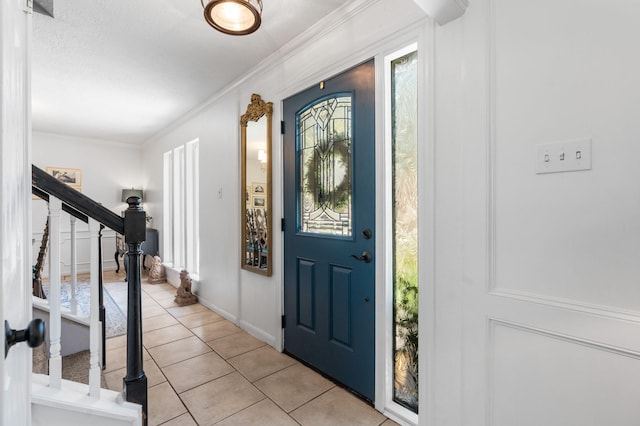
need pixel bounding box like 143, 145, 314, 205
203, 0, 262, 35
121, 188, 143, 202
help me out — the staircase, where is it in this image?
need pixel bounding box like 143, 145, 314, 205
31, 165, 147, 425
31, 207, 91, 358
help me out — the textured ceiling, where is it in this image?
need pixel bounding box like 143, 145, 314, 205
32, 0, 346, 144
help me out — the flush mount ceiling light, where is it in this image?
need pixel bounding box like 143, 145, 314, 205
201, 0, 263, 36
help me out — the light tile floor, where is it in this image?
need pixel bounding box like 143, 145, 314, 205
103, 273, 397, 426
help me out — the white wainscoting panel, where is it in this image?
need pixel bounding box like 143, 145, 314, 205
490, 320, 640, 426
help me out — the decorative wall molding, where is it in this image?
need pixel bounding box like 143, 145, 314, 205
484, 0, 631, 318
487, 317, 640, 425
489, 318, 640, 359
143, 0, 384, 147
33, 130, 143, 151
487, 0, 498, 295
489, 288, 640, 324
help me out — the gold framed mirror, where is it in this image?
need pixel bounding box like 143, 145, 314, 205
241, 94, 273, 276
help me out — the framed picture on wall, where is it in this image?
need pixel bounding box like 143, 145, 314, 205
252, 182, 265, 194
45, 166, 82, 192
252, 196, 266, 208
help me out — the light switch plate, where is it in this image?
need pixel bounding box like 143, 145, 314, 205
536, 138, 592, 174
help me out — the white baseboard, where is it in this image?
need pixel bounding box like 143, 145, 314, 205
239, 319, 277, 349
196, 295, 238, 324
161, 264, 276, 350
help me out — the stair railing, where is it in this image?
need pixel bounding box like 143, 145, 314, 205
69, 215, 78, 315
47, 196, 62, 389
32, 165, 148, 425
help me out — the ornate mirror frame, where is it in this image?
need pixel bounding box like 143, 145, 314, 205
241, 94, 273, 276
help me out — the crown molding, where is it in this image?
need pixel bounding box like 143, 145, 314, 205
143, 0, 382, 147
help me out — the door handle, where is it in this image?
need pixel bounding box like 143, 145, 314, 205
5, 319, 46, 359
350, 251, 372, 263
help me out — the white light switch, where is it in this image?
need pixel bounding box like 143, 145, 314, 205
536, 138, 592, 174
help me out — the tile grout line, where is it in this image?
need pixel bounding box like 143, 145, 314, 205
146, 292, 252, 426
163, 303, 319, 425
146, 295, 279, 425
109, 274, 391, 426
142, 286, 199, 425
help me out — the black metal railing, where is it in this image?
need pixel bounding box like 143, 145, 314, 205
32, 165, 148, 425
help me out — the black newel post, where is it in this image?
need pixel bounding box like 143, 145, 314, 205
123, 196, 148, 425
99, 224, 106, 370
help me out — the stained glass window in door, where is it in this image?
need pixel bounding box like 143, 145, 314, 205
298, 96, 352, 236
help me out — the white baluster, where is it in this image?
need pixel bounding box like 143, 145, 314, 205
48, 196, 62, 389
88, 218, 101, 397
69, 215, 78, 315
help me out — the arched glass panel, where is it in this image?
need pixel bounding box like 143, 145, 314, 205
297, 95, 352, 237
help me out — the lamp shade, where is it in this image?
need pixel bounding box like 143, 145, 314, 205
121, 188, 143, 202
258, 149, 267, 163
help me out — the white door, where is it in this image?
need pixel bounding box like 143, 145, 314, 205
449, 0, 640, 424
1, 1, 33, 425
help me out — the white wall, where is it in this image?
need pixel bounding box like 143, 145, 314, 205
32, 132, 143, 273
142, 0, 427, 347
433, 0, 640, 424
491, 0, 640, 308
142, 0, 640, 424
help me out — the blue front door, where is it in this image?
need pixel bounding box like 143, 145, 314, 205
283, 59, 376, 401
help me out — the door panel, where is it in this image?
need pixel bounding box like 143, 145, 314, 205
283, 59, 375, 401
330, 265, 352, 347
296, 259, 315, 331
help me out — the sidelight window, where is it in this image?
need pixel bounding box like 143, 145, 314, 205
390, 48, 419, 413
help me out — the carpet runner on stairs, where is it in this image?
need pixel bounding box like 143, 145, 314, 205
32, 344, 107, 387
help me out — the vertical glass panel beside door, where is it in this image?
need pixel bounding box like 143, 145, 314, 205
391, 50, 419, 413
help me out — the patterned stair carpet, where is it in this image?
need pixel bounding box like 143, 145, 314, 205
41, 279, 127, 338
34, 271, 128, 386
32, 344, 106, 387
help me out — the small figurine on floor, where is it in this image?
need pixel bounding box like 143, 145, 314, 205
174, 269, 198, 306
147, 256, 166, 284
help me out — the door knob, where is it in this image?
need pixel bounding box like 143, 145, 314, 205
5, 319, 46, 359
350, 251, 372, 263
